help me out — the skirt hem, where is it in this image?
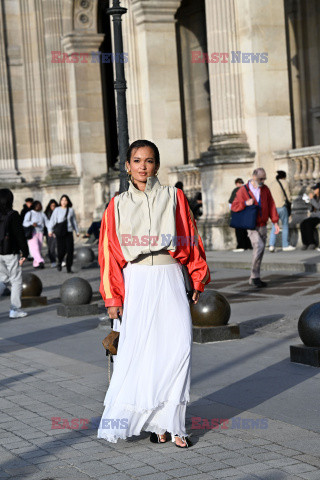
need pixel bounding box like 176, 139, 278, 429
102, 397, 190, 414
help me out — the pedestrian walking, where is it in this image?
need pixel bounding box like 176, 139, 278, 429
20, 197, 33, 222
300, 183, 320, 250
97, 139, 211, 447
231, 168, 279, 287
23, 201, 49, 269
44, 199, 58, 267
48, 195, 79, 273
229, 178, 252, 252
0, 188, 29, 318
269, 171, 295, 252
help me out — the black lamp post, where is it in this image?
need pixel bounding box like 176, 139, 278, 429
106, 0, 129, 193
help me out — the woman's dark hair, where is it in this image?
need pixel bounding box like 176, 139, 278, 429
126, 139, 160, 166
59, 194, 72, 208
175, 181, 183, 190
32, 201, 42, 211
276, 170, 286, 180
0, 188, 13, 214
44, 199, 58, 218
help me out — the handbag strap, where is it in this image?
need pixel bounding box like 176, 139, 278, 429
244, 183, 262, 216
277, 178, 289, 203
244, 184, 254, 200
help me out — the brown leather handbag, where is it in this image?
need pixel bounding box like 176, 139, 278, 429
102, 330, 119, 355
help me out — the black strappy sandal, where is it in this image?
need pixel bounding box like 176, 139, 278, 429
172, 434, 193, 448
150, 432, 167, 443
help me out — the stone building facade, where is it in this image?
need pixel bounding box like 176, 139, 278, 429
0, 0, 319, 248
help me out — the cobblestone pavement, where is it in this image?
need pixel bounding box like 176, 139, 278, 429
1, 245, 320, 479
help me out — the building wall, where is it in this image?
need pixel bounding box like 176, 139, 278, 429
0, 0, 318, 248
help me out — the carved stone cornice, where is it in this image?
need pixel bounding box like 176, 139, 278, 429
131, 0, 181, 25
61, 33, 105, 54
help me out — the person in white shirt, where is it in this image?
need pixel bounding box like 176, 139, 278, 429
48, 195, 79, 273
23, 201, 49, 269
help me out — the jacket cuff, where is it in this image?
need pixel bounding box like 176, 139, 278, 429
193, 282, 205, 292
105, 298, 123, 308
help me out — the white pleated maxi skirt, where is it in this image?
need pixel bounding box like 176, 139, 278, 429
97, 260, 193, 443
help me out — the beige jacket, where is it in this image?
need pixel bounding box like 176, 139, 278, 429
269, 179, 291, 209
98, 175, 211, 306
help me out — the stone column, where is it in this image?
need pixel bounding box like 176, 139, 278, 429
61, 32, 107, 226
131, 0, 184, 183
121, 0, 143, 141
202, 0, 253, 160
0, 2, 19, 182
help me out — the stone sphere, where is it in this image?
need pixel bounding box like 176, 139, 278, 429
191, 290, 231, 327
22, 273, 42, 297
298, 302, 320, 347
77, 247, 95, 265
60, 277, 92, 306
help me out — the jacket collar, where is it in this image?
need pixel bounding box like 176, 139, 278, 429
128, 175, 161, 196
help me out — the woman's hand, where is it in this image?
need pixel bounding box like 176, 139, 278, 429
107, 306, 123, 319
192, 290, 201, 304
32, 222, 38, 227
48, 232, 53, 237
19, 257, 26, 266
76, 233, 80, 237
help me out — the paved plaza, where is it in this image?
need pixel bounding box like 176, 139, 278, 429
1, 245, 320, 480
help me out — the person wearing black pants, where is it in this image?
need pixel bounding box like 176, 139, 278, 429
48, 194, 79, 273
56, 232, 74, 271
44, 199, 58, 267
300, 183, 320, 250
229, 178, 252, 252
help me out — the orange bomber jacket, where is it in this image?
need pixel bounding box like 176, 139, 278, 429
98, 175, 211, 307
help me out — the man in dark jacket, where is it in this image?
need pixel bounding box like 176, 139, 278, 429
20, 197, 33, 222
0, 189, 29, 318
229, 178, 252, 252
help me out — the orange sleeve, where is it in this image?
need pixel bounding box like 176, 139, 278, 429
98, 198, 126, 308
173, 190, 211, 292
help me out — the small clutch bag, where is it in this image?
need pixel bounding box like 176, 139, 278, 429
102, 330, 119, 355
102, 313, 121, 355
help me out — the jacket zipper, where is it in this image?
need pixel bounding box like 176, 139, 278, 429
144, 191, 153, 265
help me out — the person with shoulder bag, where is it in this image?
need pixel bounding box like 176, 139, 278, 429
231, 168, 279, 288
269, 171, 295, 252
97, 140, 211, 448
0, 189, 29, 318
48, 194, 79, 273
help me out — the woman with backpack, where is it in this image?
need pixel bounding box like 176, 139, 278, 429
0, 188, 29, 318
48, 195, 79, 273
23, 201, 49, 269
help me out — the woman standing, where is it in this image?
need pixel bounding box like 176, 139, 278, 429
97, 140, 211, 447
48, 195, 79, 273
23, 201, 49, 269
44, 199, 58, 267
